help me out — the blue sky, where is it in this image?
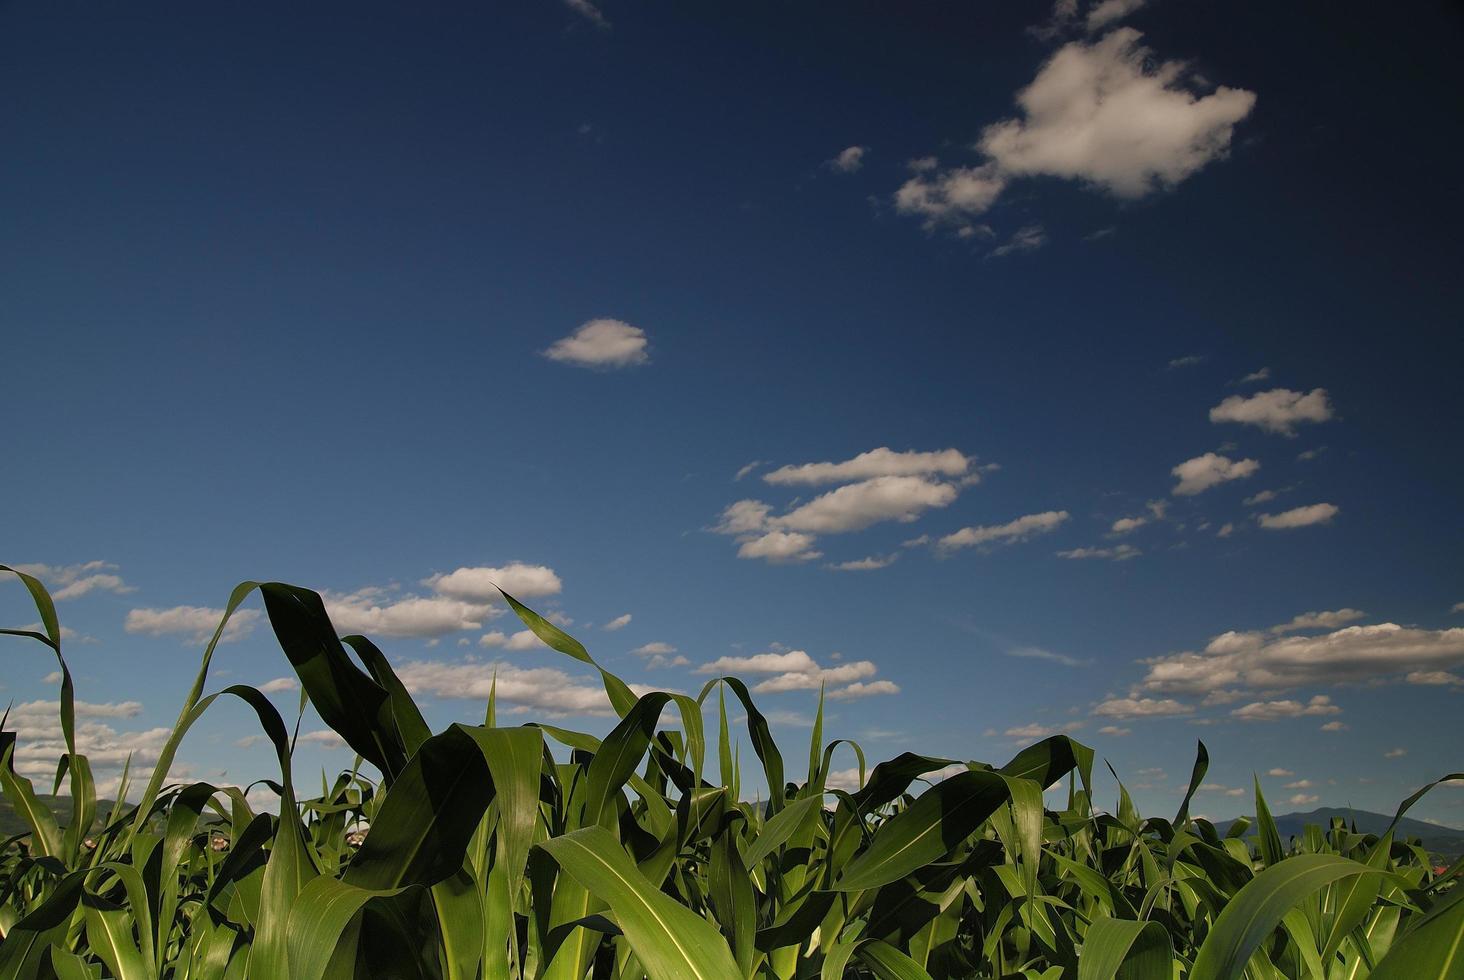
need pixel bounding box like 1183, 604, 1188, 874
3, 0, 1462, 823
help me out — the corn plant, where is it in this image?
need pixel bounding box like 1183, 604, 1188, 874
1, 563, 1460, 979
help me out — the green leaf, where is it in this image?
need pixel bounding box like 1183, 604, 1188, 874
1190, 854, 1390, 980
537, 826, 742, 980
1369, 885, 1464, 980
1077, 917, 1172, 980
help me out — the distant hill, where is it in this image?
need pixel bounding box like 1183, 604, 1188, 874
1214, 807, 1464, 861
0, 794, 120, 838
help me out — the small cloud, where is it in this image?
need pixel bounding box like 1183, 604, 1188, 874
939, 510, 1070, 552
827, 145, 868, 173
1320, 721, 1348, 732
125, 606, 261, 645
258, 677, 298, 694
543, 319, 648, 369
1093, 696, 1193, 720
1210, 388, 1334, 437
1288, 793, 1320, 806
1008, 646, 1090, 667
11, 561, 134, 601
1096, 725, 1131, 736
1057, 543, 1140, 561
1085, 0, 1147, 31
1231, 695, 1341, 721
1167, 354, 1206, 369
1216, 523, 1235, 538
1171, 453, 1259, 496
602, 613, 632, 632
1384, 747, 1407, 759
734, 461, 765, 481
1269, 609, 1365, 634
1256, 503, 1339, 530
1237, 367, 1271, 384
989, 224, 1047, 258
1267, 768, 1294, 777
825, 554, 897, 571
737, 530, 822, 564
563, 0, 610, 29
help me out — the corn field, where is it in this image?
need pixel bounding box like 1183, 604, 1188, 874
1, 565, 1460, 979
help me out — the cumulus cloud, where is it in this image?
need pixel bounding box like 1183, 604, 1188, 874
258, 677, 299, 694
125, 606, 261, 644
938, 510, 1070, 552
1257, 503, 1339, 530
778, 476, 959, 534
396, 659, 617, 717
1097, 725, 1131, 736
1243, 489, 1278, 506
602, 613, 632, 631
894, 163, 1007, 232
323, 589, 497, 638
1171, 453, 1259, 496
1231, 695, 1341, 721
1406, 670, 1464, 686
543, 319, 648, 369
1058, 544, 1140, 561
1267, 768, 1295, 777
1238, 367, 1271, 385
424, 563, 562, 601
5, 699, 167, 790
1270, 609, 1366, 634
12, 561, 134, 601
630, 642, 688, 670
1092, 696, 1193, 719
737, 531, 822, 563
826, 555, 898, 571
827, 146, 867, 173
479, 630, 545, 652
764, 448, 973, 486
1210, 388, 1334, 436
1320, 721, 1348, 732
1289, 793, 1320, 805
1110, 515, 1149, 534
981, 28, 1254, 197
696, 649, 895, 700
1138, 622, 1464, 695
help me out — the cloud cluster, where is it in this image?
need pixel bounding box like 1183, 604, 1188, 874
717, 449, 978, 564
1209, 388, 1334, 436
1231, 695, 1341, 721
1171, 453, 1259, 496
12, 561, 134, 601
396, 659, 621, 717
938, 510, 1070, 552
631, 641, 689, 669
696, 649, 898, 701
543, 319, 648, 369
1137, 622, 1464, 695
5, 699, 169, 796
896, 28, 1254, 233
125, 606, 261, 644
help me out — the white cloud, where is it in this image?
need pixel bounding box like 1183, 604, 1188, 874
1216, 523, 1235, 538
695, 649, 895, 700
1008, 646, 1089, 668
1239, 367, 1271, 385
764, 448, 973, 486
989, 224, 1047, 257
714, 500, 774, 535
1092, 696, 1193, 719
979, 28, 1255, 197
479, 630, 545, 652
12, 561, 134, 601
1243, 489, 1278, 506
1406, 670, 1464, 686
1001, 722, 1068, 740
1097, 725, 1131, 736
1284, 779, 1313, 788
258, 677, 298, 694
631, 641, 676, 656
1257, 503, 1339, 530
1110, 515, 1148, 534
125, 606, 261, 644
778, 476, 958, 534
1452, 602, 1464, 615
1171, 453, 1259, 496
1270, 609, 1366, 634
1168, 354, 1206, 369
1288, 793, 1320, 806
1384, 748, 1407, 759
826, 680, 900, 701
323, 589, 496, 638
563, 0, 609, 29
827, 146, 868, 173
543, 319, 648, 369
737, 531, 822, 563
1231, 695, 1341, 721
424, 563, 563, 601
1057, 543, 1140, 561
1197, 783, 1247, 797
1267, 768, 1295, 777
894, 163, 1007, 232
1320, 721, 1348, 732
826, 555, 897, 571
602, 613, 632, 631
734, 461, 765, 481
397, 659, 618, 717
5, 699, 166, 787
297, 730, 346, 749
1085, 0, 1146, 31
1209, 388, 1334, 436
938, 510, 1070, 552
1139, 622, 1464, 695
